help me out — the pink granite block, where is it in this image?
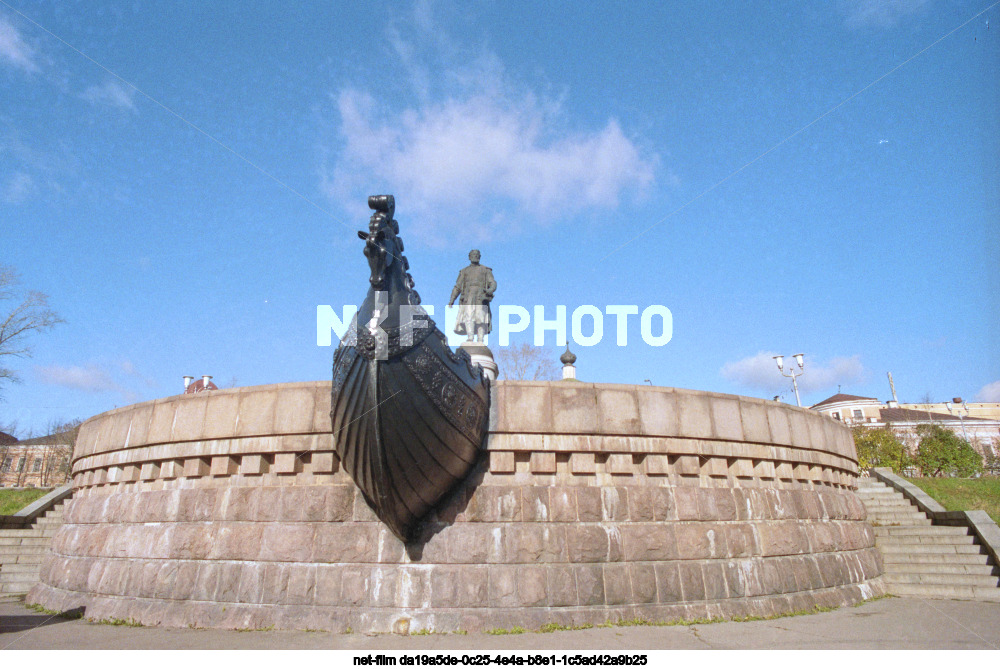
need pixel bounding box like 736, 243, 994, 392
710, 397, 744, 442
139, 462, 160, 481
274, 452, 302, 475
210, 455, 239, 476
529, 451, 556, 474
606, 453, 632, 475
274, 386, 317, 434
160, 460, 182, 479
241, 454, 267, 476
551, 384, 599, 433
490, 451, 515, 473
183, 457, 210, 478
203, 392, 240, 440
644, 454, 669, 475
596, 389, 642, 435
235, 390, 277, 437
171, 397, 207, 442
310, 452, 338, 474
570, 452, 596, 474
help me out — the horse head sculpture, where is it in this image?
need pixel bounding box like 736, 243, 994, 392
356, 194, 417, 301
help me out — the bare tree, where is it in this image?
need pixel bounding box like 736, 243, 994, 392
40, 418, 80, 486
0, 420, 17, 485
0, 265, 64, 399
494, 342, 559, 381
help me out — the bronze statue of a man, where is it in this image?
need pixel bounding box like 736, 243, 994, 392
449, 250, 497, 343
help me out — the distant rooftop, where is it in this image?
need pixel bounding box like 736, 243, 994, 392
880, 407, 975, 423
0, 431, 18, 446
810, 393, 879, 409
184, 378, 219, 394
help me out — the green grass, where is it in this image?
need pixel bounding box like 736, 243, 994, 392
539, 622, 594, 633
24, 603, 83, 620
854, 594, 894, 607
485, 626, 526, 635
0, 488, 51, 515
905, 476, 1000, 524
235, 624, 275, 632
90, 617, 143, 627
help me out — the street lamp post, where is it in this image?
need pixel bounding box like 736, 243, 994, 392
945, 399, 971, 444
773, 353, 806, 407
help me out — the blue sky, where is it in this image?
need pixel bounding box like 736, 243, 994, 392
2, 0, 998, 435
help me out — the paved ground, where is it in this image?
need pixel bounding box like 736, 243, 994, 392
1, 597, 998, 650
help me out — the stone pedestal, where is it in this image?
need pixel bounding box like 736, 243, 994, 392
460, 342, 498, 382
29, 380, 882, 633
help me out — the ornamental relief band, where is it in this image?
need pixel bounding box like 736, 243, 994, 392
404, 341, 486, 444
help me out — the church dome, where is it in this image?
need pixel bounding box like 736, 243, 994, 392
560, 345, 577, 366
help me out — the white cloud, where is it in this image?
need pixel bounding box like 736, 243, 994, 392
0, 16, 38, 72
320, 11, 657, 243
1, 130, 79, 201
118, 359, 156, 388
3, 172, 35, 203
35, 364, 124, 393
976, 381, 1000, 402
721, 351, 867, 394
81, 81, 136, 111
841, 0, 929, 28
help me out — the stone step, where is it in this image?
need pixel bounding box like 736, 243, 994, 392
864, 500, 920, 508
870, 518, 933, 526
0, 537, 54, 547
884, 572, 1000, 587
0, 562, 43, 573
0, 581, 36, 594
0, 554, 48, 564
0, 529, 57, 538
875, 526, 970, 537
879, 543, 986, 556
0, 546, 51, 557
889, 583, 1000, 602
887, 562, 998, 576
868, 511, 930, 525
0, 570, 40, 584
867, 508, 921, 515
883, 552, 991, 566
876, 534, 978, 546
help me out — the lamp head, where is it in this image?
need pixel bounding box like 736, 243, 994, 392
773, 355, 784, 371
794, 353, 804, 369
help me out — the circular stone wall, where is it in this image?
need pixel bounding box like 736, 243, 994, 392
28, 381, 885, 632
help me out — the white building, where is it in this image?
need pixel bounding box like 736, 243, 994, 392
810, 393, 1000, 460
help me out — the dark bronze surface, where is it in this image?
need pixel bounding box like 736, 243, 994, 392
331, 196, 490, 542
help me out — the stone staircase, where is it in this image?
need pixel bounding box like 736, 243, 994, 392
857, 478, 1000, 601
0, 500, 65, 600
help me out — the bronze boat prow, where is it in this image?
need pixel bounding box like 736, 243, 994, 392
331, 195, 489, 542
